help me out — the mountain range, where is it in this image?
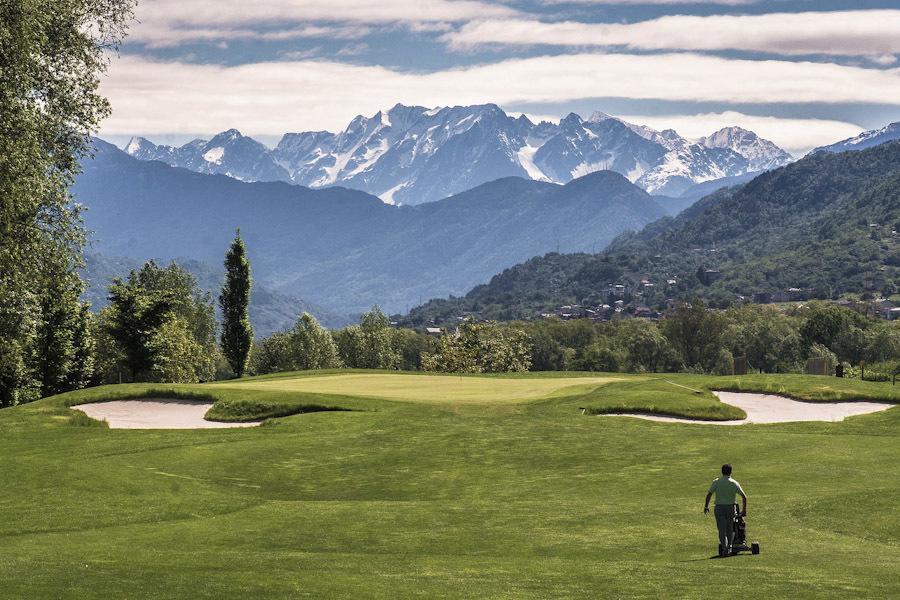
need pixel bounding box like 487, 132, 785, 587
122, 104, 793, 203
811, 121, 900, 155
76, 139, 669, 320
404, 140, 900, 325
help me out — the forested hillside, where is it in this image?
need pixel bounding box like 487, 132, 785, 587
75, 140, 665, 314
405, 142, 900, 324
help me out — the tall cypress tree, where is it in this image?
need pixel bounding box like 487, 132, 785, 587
219, 231, 253, 377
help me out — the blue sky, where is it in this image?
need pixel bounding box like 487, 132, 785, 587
100, 0, 900, 154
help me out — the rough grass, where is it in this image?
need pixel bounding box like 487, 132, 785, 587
709, 374, 900, 403
67, 409, 110, 428
205, 397, 353, 422
1, 371, 897, 598
574, 378, 747, 421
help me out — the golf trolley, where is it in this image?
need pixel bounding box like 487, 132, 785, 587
725, 504, 760, 556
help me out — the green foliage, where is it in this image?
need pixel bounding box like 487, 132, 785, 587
105, 261, 217, 383
82, 252, 349, 337
617, 319, 679, 373
0, 283, 40, 405
723, 305, 803, 373
288, 313, 341, 370
391, 328, 438, 371
796, 302, 867, 361
712, 348, 735, 376
660, 300, 727, 372
410, 301, 900, 377
807, 343, 837, 374
845, 360, 900, 382
864, 325, 900, 363
0, 0, 133, 403
32, 274, 96, 397
248, 332, 294, 375
405, 143, 900, 325
529, 328, 572, 371
147, 315, 205, 383
219, 231, 253, 377
249, 313, 341, 375
422, 322, 532, 373
574, 341, 623, 372
66, 304, 96, 391
334, 307, 400, 369
91, 306, 125, 385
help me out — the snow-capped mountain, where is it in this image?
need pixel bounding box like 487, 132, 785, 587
122, 104, 794, 203
810, 122, 900, 155
699, 126, 793, 172
272, 103, 534, 204
125, 129, 289, 182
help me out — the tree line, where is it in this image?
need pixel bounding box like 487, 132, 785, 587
246, 298, 900, 379
8, 225, 900, 406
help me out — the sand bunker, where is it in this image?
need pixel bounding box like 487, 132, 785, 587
603, 391, 893, 425
71, 399, 260, 429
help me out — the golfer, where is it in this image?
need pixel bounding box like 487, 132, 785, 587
703, 464, 747, 557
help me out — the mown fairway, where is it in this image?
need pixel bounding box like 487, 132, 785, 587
1, 371, 898, 598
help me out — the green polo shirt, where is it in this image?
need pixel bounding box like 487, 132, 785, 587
708, 476, 747, 505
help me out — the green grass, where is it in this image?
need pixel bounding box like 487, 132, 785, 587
212, 372, 627, 405
710, 374, 900, 403
575, 378, 748, 420
0, 371, 898, 598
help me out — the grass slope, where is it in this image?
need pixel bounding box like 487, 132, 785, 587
1, 372, 898, 598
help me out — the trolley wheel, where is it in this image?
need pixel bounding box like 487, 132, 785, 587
751, 542, 760, 555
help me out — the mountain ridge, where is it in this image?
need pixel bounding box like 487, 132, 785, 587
811, 121, 900, 155
121, 104, 793, 204
403, 141, 900, 325
76, 139, 667, 315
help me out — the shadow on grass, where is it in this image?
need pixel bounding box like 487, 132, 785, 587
205, 399, 355, 423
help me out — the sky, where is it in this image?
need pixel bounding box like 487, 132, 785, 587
100, 0, 900, 155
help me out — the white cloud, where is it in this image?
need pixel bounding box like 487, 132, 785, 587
135, 24, 372, 48
549, 0, 758, 3
98, 53, 900, 137
617, 111, 863, 155
871, 54, 898, 66
445, 10, 900, 58
129, 0, 518, 46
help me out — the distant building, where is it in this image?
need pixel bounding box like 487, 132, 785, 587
697, 268, 722, 286
633, 306, 660, 320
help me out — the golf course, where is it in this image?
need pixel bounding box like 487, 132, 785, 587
2, 371, 899, 598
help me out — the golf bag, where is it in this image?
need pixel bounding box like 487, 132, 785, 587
731, 504, 760, 555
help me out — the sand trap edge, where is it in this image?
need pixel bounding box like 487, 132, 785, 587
71, 398, 261, 429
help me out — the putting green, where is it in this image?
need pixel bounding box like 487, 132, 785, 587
212, 373, 624, 404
